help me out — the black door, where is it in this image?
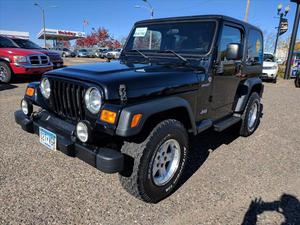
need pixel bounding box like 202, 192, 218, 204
211, 24, 244, 119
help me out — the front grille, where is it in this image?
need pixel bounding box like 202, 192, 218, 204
29, 55, 49, 65
49, 79, 85, 121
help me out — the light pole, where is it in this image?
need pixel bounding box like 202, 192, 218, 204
134, 0, 154, 49
284, 0, 300, 79
274, 3, 290, 56
134, 0, 154, 19
34, 3, 57, 48
244, 0, 251, 22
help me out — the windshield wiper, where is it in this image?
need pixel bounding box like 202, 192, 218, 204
159, 50, 189, 65
127, 49, 149, 60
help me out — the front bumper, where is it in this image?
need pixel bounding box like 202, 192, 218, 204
11, 63, 53, 75
261, 69, 278, 79
14, 110, 124, 173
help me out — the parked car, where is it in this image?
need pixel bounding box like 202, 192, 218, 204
261, 53, 278, 83
15, 15, 264, 203
290, 60, 300, 78
11, 38, 63, 69
0, 36, 52, 83
94, 49, 107, 58
87, 49, 96, 58
51, 47, 76, 58
100, 48, 113, 58
106, 48, 122, 59
76, 49, 89, 57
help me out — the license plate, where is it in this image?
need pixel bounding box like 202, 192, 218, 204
56, 63, 61, 67
39, 127, 57, 150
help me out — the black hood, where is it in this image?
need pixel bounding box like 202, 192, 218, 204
45, 61, 201, 101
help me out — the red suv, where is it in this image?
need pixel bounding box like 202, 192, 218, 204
11, 38, 64, 69
0, 36, 53, 83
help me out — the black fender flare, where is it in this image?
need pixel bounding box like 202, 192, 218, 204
116, 96, 197, 137
234, 77, 264, 113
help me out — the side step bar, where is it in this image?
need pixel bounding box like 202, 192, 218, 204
214, 116, 241, 132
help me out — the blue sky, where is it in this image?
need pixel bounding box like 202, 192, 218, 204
0, 0, 299, 46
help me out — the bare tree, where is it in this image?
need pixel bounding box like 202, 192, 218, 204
263, 31, 276, 53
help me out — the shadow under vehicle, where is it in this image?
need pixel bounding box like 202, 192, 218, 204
15, 15, 264, 203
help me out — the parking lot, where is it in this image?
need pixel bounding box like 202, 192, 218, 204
0, 65, 299, 224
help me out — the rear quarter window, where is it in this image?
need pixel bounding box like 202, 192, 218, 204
246, 29, 263, 65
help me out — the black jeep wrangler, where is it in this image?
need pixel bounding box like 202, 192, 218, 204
15, 15, 264, 203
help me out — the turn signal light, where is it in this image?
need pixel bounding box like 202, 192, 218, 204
131, 114, 142, 128
26, 87, 35, 96
100, 110, 117, 124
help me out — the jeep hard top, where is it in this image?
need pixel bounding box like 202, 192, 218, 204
15, 15, 264, 203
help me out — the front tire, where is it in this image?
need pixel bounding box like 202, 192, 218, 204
119, 119, 189, 203
0, 62, 12, 83
239, 92, 262, 137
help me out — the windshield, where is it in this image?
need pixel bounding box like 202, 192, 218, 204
263, 54, 275, 62
0, 36, 19, 48
12, 39, 42, 49
125, 21, 216, 55
80, 49, 87, 52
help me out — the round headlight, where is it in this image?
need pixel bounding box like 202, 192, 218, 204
76, 122, 89, 143
21, 99, 33, 116
84, 87, 102, 114
40, 78, 51, 99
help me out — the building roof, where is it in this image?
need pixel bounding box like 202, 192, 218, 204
37, 28, 86, 40
0, 30, 29, 39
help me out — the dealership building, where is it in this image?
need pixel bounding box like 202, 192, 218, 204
37, 28, 86, 47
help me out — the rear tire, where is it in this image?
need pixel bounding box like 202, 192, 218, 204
295, 77, 300, 88
239, 92, 261, 137
0, 61, 12, 83
119, 119, 189, 203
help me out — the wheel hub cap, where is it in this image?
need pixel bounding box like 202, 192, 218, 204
0, 65, 7, 81
152, 139, 181, 186
248, 102, 258, 130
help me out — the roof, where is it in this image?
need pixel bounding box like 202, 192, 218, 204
0, 30, 29, 39
37, 28, 86, 40
135, 14, 261, 31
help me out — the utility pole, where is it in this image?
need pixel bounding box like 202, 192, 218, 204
244, 0, 251, 22
284, 0, 300, 79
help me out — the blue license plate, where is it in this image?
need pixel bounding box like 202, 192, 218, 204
39, 127, 57, 151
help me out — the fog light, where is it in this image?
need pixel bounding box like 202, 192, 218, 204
76, 122, 89, 143
21, 99, 33, 116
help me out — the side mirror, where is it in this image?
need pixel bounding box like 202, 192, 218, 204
226, 43, 243, 60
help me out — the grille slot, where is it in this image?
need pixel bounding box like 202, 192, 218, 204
29, 55, 49, 65
49, 79, 85, 121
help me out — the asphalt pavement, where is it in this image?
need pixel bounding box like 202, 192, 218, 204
0, 76, 299, 225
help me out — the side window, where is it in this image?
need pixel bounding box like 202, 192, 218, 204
247, 30, 263, 65
219, 25, 242, 61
